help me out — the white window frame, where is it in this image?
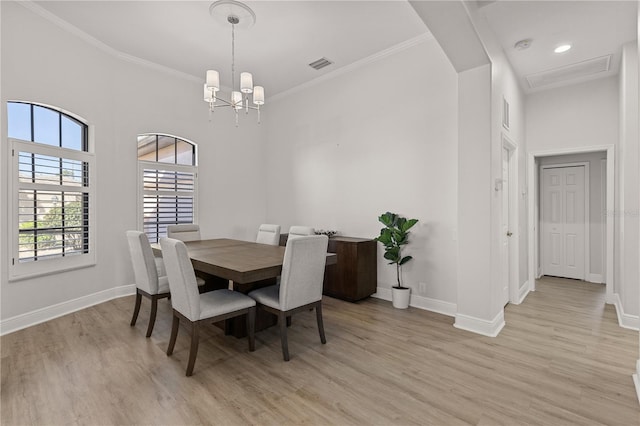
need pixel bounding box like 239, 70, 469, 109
136, 134, 198, 242
8, 137, 96, 281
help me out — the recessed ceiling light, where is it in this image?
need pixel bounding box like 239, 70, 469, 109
554, 44, 572, 53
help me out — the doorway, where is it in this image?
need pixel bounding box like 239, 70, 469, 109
502, 134, 519, 305
527, 146, 614, 301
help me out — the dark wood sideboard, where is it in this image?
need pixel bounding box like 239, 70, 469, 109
280, 234, 377, 302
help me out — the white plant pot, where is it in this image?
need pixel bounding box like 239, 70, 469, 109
391, 287, 411, 309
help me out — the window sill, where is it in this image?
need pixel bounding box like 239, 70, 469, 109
8, 255, 96, 282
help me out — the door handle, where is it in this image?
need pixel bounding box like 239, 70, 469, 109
506, 231, 513, 237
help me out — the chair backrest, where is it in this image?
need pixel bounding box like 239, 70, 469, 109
167, 224, 201, 242
288, 225, 315, 240
126, 231, 160, 295
256, 224, 281, 246
279, 235, 329, 311
160, 237, 201, 321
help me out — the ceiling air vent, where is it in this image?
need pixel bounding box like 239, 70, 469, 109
308, 57, 334, 71
526, 55, 611, 89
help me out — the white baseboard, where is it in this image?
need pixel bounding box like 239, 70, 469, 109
634, 360, 640, 404
0, 284, 136, 336
372, 287, 456, 317
454, 310, 505, 337
588, 273, 604, 283
611, 293, 640, 331
372, 287, 393, 301
513, 280, 531, 305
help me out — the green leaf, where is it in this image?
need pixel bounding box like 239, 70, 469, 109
383, 253, 398, 263
397, 217, 407, 229
399, 255, 413, 265
378, 212, 393, 227
383, 247, 400, 263
401, 219, 418, 232
376, 228, 392, 245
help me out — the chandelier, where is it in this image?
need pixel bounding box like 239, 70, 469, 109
204, 0, 264, 126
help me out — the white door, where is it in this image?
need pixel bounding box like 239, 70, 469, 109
501, 147, 511, 306
541, 166, 586, 280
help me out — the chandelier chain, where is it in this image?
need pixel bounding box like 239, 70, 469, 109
231, 23, 236, 93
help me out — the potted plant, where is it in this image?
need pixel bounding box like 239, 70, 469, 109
375, 212, 419, 309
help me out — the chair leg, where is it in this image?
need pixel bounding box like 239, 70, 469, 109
130, 291, 142, 326
167, 313, 180, 356
279, 312, 290, 361
316, 302, 326, 344
186, 322, 200, 376
246, 307, 256, 352
146, 295, 159, 338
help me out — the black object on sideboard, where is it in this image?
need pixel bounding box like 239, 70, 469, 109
279, 234, 377, 302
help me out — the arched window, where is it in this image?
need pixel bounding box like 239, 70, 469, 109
137, 134, 198, 243
7, 101, 95, 279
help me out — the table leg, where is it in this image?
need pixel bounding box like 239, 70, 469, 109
225, 278, 278, 338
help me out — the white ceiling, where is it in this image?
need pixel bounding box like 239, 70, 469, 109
29, 1, 639, 97
31, 0, 429, 98
479, 0, 638, 93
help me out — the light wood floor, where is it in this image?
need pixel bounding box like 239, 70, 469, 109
2, 276, 639, 425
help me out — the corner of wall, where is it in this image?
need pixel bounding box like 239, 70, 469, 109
454, 310, 505, 337
611, 292, 640, 331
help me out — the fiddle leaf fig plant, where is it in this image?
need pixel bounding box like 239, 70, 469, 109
375, 212, 418, 289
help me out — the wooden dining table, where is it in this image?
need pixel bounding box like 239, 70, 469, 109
152, 238, 337, 337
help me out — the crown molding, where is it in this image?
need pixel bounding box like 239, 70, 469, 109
270, 32, 434, 103
18, 0, 201, 84
18, 1, 432, 99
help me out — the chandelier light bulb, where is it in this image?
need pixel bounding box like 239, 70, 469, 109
203, 84, 214, 102
232, 91, 243, 110
206, 70, 220, 91
253, 86, 264, 105
240, 72, 253, 93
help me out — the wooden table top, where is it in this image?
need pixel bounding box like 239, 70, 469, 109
152, 238, 336, 284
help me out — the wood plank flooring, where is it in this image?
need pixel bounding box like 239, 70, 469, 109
2, 276, 639, 425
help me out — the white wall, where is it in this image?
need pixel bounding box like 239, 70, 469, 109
619, 41, 639, 317
464, 0, 528, 315
479, 19, 528, 303
457, 64, 494, 324
526, 77, 619, 152
410, 0, 527, 333
538, 152, 607, 280
264, 38, 459, 306
635, 2, 640, 398
0, 2, 267, 323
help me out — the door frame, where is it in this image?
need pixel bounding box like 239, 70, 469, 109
527, 145, 614, 303
502, 134, 520, 304
539, 162, 590, 281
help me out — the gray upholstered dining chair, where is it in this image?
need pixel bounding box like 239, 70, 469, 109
167, 223, 229, 292
126, 230, 171, 338
160, 237, 257, 376
127, 231, 206, 337
248, 235, 329, 361
167, 224, 201, 242
288, 225, 315, 239
256, 224, 281, 246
